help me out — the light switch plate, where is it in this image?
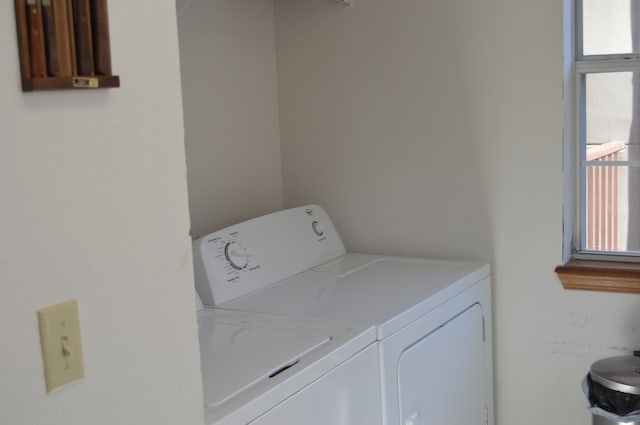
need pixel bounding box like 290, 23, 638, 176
38, 299, 84, 392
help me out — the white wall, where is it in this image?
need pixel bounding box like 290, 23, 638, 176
274, 1, 640, 424
178, 0, 284, 238
0, 2, 203, 425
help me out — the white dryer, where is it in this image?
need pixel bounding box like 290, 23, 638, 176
193, 205, 493, 425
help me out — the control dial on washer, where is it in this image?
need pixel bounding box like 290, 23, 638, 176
312, 221, 324, 236
224, 241, 249, 270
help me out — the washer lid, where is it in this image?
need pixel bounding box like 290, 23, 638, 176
197, 308, 371, 411
590, 354, 640, 395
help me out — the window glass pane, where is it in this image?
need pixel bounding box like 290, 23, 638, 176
584, 71, 640, 253
585, 72, 635, 144
582, 0, 640, 56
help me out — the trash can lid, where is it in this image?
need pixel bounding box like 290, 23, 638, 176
590, 353, 640, 395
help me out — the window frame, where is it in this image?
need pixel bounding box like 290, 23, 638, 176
572, 0, 640, 262
557, 0, 640, 292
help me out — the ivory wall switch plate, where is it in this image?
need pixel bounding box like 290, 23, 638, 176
38, 299, 85, 392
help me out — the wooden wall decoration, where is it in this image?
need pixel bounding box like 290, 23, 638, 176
14, 0, 119, 91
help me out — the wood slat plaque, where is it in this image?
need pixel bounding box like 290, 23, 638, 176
14, 0, 119, 91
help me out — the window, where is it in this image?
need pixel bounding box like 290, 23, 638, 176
575, 0, 640, 259
556, 0, 640, 293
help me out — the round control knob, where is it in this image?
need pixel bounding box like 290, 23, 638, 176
312, 221, 324, 236
224, 241, 249, 270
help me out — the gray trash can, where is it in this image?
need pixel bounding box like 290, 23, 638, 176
587, 352, 640, 425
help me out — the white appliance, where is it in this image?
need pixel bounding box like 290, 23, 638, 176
194, 206, 381, 425
194, 205, 493, 425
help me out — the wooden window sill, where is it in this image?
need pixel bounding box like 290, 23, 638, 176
555, 260, 640, 294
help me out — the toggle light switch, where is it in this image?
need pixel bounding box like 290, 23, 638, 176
38, 299, 85, 392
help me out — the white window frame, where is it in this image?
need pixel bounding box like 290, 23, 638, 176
570, 0, 640, 263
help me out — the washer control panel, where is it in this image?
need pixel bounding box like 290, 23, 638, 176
193, 205, 346, 306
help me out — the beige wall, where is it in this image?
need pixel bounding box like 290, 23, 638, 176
0, 2, 203, 425
178, 0, 284, 238
274, 0, 640, 424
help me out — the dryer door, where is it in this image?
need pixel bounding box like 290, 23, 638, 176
398, 303, 486, 425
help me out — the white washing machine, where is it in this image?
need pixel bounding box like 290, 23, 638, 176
193, 214, 381, 425
193, 205, 493, 425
